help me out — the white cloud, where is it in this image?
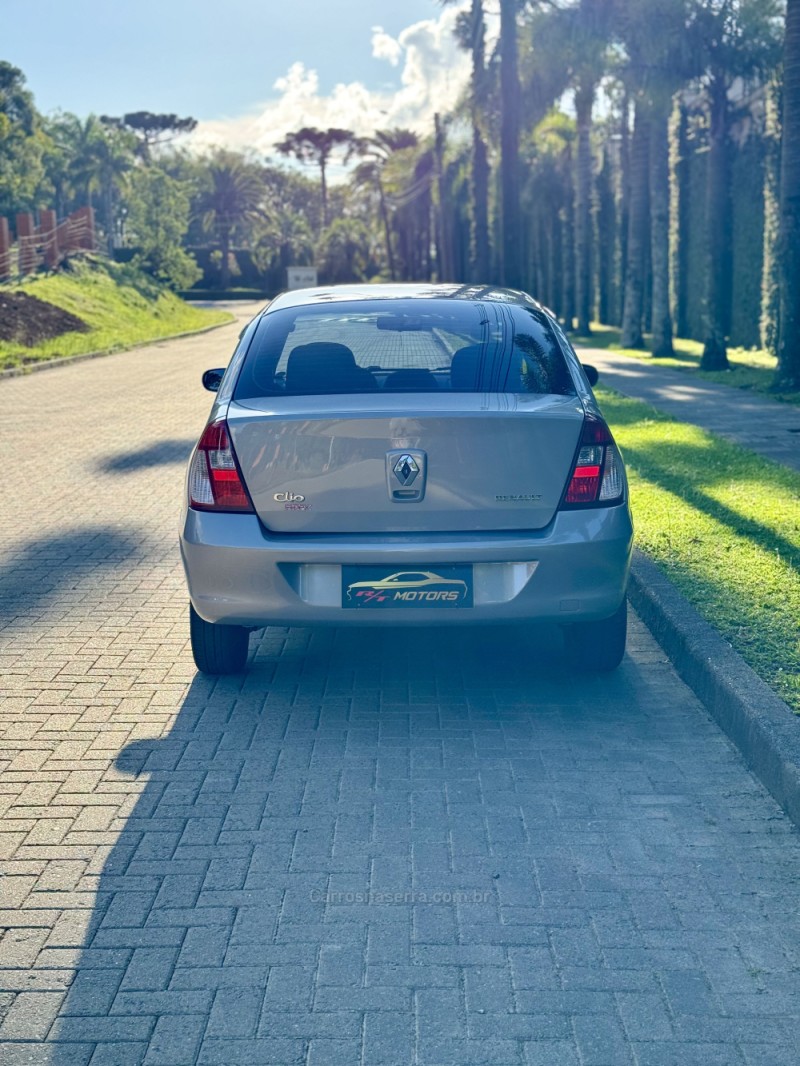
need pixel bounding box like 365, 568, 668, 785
371, 26, 402, 67
190, 5, 472, 167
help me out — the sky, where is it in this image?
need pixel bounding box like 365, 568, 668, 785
3, 0, 479, 157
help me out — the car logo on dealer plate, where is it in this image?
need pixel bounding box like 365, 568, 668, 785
393, 454, 419, 486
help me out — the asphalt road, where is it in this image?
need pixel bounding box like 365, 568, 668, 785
0, 309, 799, 1065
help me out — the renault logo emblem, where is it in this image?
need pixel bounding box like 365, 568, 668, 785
393, 454, 419, 486
386, 449, 426, 501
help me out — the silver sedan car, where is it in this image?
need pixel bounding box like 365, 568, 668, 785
180, 284, 633, 674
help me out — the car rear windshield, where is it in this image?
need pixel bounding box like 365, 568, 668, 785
233, 299, 575, 398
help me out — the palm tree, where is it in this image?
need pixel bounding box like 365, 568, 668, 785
350, 129, 419, 281
442, 0, 492, 280
316, 217, 373, 283
776, 0, 800, 389
195, 151, 266, 290
616, 0, 702, 356
525, 110, 577, 317
499, 0, 521, 288
253, 210, 314, 292
595, 139, 617, 326
388, 147, 436, 281
560, 0, 615, 334
761, 75, 782, 356
41, 114, 77, 218
275, 127, 355, 229
64, 115, 105, 209
63, 116, 135, 252
620, 100, 650, 349
669, 98, 691, 339
93, 125, 136, 253
433, 113, 455, 281
694, 0, 783, 371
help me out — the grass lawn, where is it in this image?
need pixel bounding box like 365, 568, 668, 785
579, 324, 800, 407
0, 258, 233, 371
596, 384, 800, 713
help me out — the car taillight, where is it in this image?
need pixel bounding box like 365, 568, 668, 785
562, 414, 624, 507
189, 419, 254, 512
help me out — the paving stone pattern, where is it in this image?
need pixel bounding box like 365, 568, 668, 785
0, 310, 799, 1065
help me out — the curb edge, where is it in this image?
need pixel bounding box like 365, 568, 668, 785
629, 549, 800, 827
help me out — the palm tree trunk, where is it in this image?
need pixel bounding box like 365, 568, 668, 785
562, 145, 576, 330
377, 179, 396, 281
102, 176, 115, 256
621, 100, 650, 349
469, 0, 491, 281
544, 211, 554, 311
649, 107, 673, 357
761, 76, 782, 358
575, 78, 594, 335
472, 129, 491, 280
701, 73, 730, 370
669, 99, 691, 340
499, 0, 521, 288
596, 144, 615, 326
55, 179, 66, 220
550, 211, 563, 318
320, 158, 329, 230
616, 92, 631, 327
536, 215, 545, 298
221, 226, 231, 291
397, 207, 411, 281
424, 190, 434, 281
777, 0, 800, 387
434, 113, 453, 280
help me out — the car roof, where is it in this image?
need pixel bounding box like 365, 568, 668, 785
266, 282, 547, 314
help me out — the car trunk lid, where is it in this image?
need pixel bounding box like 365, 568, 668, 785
227, 393, 585, 533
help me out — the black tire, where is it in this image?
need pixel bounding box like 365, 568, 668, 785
562, 598, 627, 672
189, 604, 249, 674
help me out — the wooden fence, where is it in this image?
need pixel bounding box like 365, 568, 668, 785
0, 207, 96, 282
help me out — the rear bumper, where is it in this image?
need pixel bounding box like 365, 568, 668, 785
180, 505, 633, 627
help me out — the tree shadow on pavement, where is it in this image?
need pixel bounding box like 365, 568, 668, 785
98, 440, 197, 476
0, 527, 148, 630
37, 620, 648, 1065
619, 438, 800, 570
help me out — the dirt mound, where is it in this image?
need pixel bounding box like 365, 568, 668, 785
0, 291, 89, 347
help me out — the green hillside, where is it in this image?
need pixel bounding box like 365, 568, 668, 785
0, 258, 232, 371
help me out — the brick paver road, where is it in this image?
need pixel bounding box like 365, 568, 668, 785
1, 310, 799, 1066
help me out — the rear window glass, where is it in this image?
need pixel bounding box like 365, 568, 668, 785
505, 306, 576, 396
233, 299, 575, 398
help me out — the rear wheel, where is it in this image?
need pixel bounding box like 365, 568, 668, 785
189, 604, 249, 674
562, 598, 627, 672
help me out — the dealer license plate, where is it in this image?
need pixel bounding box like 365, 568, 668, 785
342, 565, 473, 609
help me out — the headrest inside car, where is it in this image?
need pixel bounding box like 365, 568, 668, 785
383, 368, 439, 391
285, 343, 374, 393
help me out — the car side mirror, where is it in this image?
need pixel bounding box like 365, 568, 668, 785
202, 368, 226, 392
581, 363, 599, 386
